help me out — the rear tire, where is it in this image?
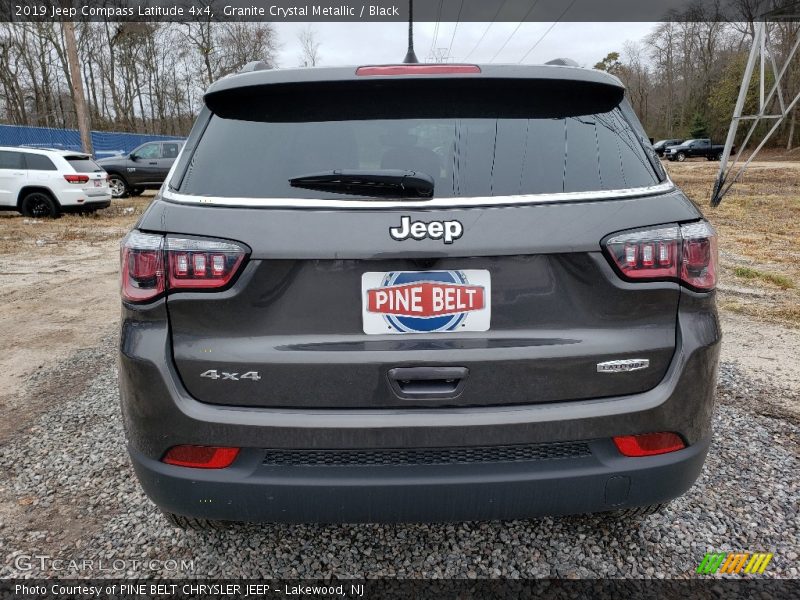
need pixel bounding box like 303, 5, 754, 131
20, 191, 60, 218
716, 152, 723, 161
108, 174, 130, 199
161, 511, 228, 531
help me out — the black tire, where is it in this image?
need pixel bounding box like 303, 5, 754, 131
675, 152, 686, 162
161, 511, 228, 531
716, 152, 723, 161
108, 174, 130, 199
20, 191, 60, 218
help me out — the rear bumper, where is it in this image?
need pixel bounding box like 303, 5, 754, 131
57, 188, 111, 208
130, 436, 710, 523
119, 291, 720, 523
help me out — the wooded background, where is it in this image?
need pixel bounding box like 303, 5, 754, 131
0, 21, 278, 136
0, 16, 797, 148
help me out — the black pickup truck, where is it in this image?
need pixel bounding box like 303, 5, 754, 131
96, 140, 184, 198
665, 139, 731, 162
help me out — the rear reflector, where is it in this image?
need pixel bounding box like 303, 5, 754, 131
613, 432, 686, 457
356, 64, 481, 76
162, 445, 240, 469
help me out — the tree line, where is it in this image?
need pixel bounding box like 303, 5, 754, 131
0, 21, 277, 136
0, 11, 798, 149
595, 6, 799, 149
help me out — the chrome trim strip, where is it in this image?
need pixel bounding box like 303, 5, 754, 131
161, 181, 675, 210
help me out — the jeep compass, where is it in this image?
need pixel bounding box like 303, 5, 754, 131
119, 63, 720, 528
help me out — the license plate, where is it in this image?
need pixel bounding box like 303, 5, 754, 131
94, 179, 103, 187
362, 270, 491, 334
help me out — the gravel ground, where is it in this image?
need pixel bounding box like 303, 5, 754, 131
0, 335, 798, 579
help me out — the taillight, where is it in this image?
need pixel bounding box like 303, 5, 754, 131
603, 221, 717, 291
64, 174, 90, 184
162, 445, 240, 469
121, 231, 165, 302
356, 64, 481, 76
120, 232, 248, 302
166, 237, 247, 289
613, 432, 686, 457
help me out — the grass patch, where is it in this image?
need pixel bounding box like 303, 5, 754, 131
732, 266, 795, 289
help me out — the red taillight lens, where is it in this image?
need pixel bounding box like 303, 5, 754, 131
603, 221, 717, 291
166, 237, 246, 289
120, 232, 248, 302
162, 445, 240, 469
121, 231, 165, 302
679, 222, 718, 290
64, 174, 90, 184
613, 432, 686, 457
356, 64, 481, 76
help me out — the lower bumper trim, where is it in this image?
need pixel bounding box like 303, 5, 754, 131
129, 436, 709, 524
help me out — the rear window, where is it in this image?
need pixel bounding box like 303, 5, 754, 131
177, 83, 661, 200
65, 156, 102, 173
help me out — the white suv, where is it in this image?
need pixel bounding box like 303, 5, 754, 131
0, 146, 111, 218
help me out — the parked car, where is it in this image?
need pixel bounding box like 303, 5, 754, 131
0, 146, 109, 217
665, 139, 731, 162
652, 138, 685, 157
97, 140, 184, 198
119, 62, 720, 529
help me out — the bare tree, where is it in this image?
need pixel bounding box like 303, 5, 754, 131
62, 21, 92, 152
298, 25, 321, 67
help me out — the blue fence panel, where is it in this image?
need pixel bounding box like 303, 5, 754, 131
0, 124, 185, 159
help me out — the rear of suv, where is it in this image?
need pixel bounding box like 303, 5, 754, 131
0, 147, 109, 217
119, 63, 720, 528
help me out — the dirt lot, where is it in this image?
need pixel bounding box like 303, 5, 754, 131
0, 196, 150, 442
0, 164, 798, 578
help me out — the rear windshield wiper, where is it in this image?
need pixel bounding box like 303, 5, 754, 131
289, 169, 434, 199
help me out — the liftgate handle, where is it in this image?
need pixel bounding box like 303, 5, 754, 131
387, 366, 469, 399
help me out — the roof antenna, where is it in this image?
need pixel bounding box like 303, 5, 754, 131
403, 0, 419, 63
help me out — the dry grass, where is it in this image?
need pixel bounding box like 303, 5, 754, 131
0, 195, 151, 254
666, 160, 800, 327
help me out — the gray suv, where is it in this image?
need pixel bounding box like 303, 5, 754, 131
98, 140, 184, 198
119, 63, 720, 529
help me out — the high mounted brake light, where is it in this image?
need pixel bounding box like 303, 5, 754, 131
603, 220, 717, 291
356, 64, 481, 76
121, 232, 248, 302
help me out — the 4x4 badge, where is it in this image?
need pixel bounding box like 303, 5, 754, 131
390, 216, 463, 244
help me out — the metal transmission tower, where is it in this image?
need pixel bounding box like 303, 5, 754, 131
711, 5, 800, 206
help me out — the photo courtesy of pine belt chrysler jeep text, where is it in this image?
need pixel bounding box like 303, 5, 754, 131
118, 62, 721, 529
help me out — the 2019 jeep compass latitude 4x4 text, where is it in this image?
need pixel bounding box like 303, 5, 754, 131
119, 63, 720, 528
